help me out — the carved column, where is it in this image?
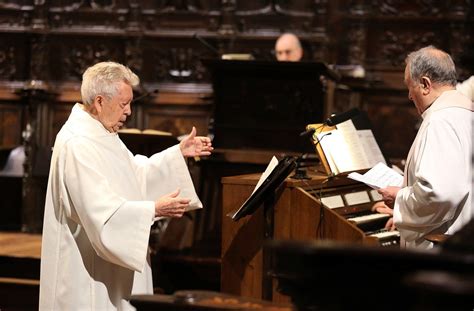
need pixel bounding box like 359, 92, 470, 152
21, 34, 53, 233
31, 0, 48, 30
218, 0, 237, 36
20, 87, 54, 233
126, 0, 143, 32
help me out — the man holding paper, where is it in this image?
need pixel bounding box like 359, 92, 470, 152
375, 46, 473, 249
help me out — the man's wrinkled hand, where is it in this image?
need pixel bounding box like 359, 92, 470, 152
155, 189, 190, 218
179, 126, 213, 158
371, 201, 393, 216
371, 201, 396, 231
377, 186, 401, 208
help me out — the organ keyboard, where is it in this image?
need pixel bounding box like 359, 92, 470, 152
305, 183, 400, 247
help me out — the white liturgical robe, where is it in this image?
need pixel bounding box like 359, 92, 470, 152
393, 90, 473, 249
39, 104, 202, 310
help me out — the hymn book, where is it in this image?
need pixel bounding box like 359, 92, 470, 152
307, 117, 387, 176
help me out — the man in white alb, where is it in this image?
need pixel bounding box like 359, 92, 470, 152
374, 46, 473, 249
39, 61, 213, 310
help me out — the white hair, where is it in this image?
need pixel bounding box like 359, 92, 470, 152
80, 61, 139, 106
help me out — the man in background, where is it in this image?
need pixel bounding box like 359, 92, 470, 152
275, 33, 303, 62
39, 61, 213, 310
374, 46, 473, 249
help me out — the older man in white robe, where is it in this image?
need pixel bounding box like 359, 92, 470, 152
39, 61, 213, 310
374, 46, 473, 249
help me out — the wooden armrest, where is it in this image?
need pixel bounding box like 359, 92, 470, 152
424, 234, 450, 245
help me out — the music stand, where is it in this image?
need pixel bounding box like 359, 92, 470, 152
202, 59, 339, 153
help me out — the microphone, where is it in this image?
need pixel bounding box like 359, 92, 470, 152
132, 89, 159, 103
193, 33, 220, 56
325, 107, 360, 126
299, 127, 316, 137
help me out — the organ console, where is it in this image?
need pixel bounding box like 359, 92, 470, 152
221, 167, 400, 303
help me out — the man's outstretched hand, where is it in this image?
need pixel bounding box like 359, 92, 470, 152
179, 126, 213, 157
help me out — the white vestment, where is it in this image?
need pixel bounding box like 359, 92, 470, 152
456, 76, 474, 101
393, 90, 473, 249
39, 104, 202, 310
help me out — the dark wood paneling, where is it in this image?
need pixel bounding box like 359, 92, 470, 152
0, 101, 23, 147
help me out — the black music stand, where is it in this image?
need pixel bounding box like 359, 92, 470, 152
202, 59, 339, 153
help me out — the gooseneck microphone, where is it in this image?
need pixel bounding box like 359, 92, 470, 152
325, 107, 360, 126
299, 127, 316, 137
300, 107, 361, 137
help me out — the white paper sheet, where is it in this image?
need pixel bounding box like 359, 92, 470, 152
348, 162, 403, 189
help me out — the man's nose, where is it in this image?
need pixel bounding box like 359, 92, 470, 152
125, 105, 132, 116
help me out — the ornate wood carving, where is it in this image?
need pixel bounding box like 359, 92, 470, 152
380, 31, 439, 67
0, 46, 16, 80
30, 35, 49, 81
61, 41, 120, 81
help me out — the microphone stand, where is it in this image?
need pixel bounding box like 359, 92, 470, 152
132, 89, 159, 103
193, 33, 221, 57
290, 154, 312, 180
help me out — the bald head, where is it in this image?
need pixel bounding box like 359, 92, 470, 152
275, 33, 303, 62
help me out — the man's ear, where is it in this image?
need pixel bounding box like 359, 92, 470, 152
420, 76, 431, 95
93, 95, 104, 112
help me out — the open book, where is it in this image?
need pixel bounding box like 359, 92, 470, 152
307, 112, 387, 175
118, 128, 178, 156
118, 128, 172, 136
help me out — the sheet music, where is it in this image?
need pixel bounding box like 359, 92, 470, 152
358, 130, 386, 166
252, 156, 279, 194
347, 162, 403, 189
318, 120, 369, 173
227, 156, 279, 218
336, 120, 370, 171
316, 120, 387, 174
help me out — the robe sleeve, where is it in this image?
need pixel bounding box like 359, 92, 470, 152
130, 144, 203, 210
393, 118, 470, 241
62, 138, 155, 272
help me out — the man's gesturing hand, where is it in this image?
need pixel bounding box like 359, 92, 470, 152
155, 189, 190, 218
179, 126, 213, 158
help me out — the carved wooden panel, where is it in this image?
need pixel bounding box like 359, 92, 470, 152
142, 97, 211, 136
0, 101, 23, 146
363, 92, 420, 159
49, 102, 75, 145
